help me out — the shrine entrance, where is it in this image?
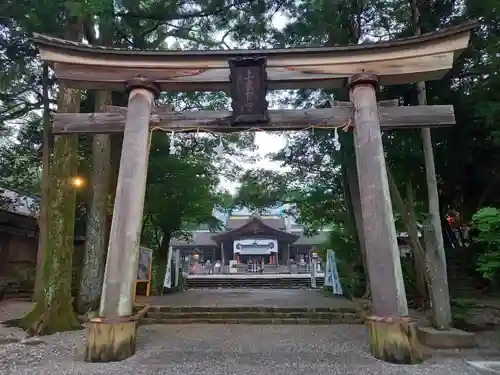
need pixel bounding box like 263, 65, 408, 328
32, 21, 476, 365
211, 215, 299, 269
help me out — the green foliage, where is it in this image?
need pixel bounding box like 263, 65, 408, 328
322, 222, 365, 299
471, 207, 500, 281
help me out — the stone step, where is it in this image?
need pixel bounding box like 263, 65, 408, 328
186, 277, 324, 289
147, 306, 357, 313
145, 311, 360, 319
140, 317, 364, 325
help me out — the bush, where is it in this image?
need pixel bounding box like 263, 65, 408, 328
471, 207, 500, 282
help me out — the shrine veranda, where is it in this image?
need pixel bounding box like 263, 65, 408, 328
31, 21, 477, 364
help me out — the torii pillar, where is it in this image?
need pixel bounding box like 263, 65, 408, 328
347, 73, 423, 364
85, 77, 160, 362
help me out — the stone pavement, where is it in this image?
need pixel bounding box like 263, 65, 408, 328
141, 288, 359, 309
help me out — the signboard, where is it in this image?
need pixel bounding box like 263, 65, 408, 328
229, 57, 269, 125
137, 247, 153, 281
133, 246, 153, 301
233, 239, 277, 255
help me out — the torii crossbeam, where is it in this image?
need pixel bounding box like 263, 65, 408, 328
52, 104, 455, 134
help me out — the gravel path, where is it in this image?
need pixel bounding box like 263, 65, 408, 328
0, 323, 491, 375
0, 299, 497, 375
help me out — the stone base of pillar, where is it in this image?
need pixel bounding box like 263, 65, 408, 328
85, 316, 138, 362
366, 316, 423, 364
417, 326, 475, 349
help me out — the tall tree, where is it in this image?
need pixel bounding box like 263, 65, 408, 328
33, 62, 51, 300
77, 5, 114, 313
20, 15, 83, 334
410, 0, 452, 329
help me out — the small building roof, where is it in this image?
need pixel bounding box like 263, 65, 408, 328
293, 231, 329, 246
0, 187, 40, 218
170, 231, 217, 247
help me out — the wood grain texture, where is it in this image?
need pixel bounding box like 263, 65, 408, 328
32, 22, 477, 91
52, 105, 455, 134
84, 317, 137, 362
350, 78, 408, 317
366, 316, 423, 364
98, 88, 154, 318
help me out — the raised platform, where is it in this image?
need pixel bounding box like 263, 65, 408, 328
142, 289, 349, 308
137, 289, 362, 325
417, 326, 476, 349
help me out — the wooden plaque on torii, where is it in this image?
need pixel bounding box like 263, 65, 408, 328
229, 57, 269, 126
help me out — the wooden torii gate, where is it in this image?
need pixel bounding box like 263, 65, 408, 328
32, 20, 476, 364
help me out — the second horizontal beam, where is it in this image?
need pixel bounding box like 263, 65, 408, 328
52, 105, 455, 134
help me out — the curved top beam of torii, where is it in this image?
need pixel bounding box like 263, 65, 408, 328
32, 21, 477, 92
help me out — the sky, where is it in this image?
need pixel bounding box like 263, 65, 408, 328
220, 132, 287, 194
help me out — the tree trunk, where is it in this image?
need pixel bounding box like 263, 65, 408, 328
21, 83, 81, 335
418, 85, 452, 329
387, 170, 430, 299
406, 182, 428, 303
21, 17, 82, 335
410, 0, 452, 328
338, 108, 371, 299
107, 135, 122, 234
154, 231, 171, 294
77, 91, 112, 314
33, 63, 51, 301
346, 163, 370, 298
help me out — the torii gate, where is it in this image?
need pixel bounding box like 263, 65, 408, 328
32, 20, 476, 364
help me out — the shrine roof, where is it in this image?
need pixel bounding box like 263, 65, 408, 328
226, 216, 285, 230
31, 21, 478, 91
212, 216, 299, 244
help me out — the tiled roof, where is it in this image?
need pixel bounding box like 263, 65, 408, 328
0, 187, 40, 218
226, 216, 285, 230
293, 231, 329, 246
170, 228, 329, 248
170, 231, 217, 247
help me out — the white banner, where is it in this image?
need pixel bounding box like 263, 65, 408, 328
324, 250, 333, 287
174, 249, 180, 287
163, 245, 173, 290
311, 259, 317, 288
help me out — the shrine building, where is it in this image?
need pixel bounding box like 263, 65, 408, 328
171, 211, 328, 265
